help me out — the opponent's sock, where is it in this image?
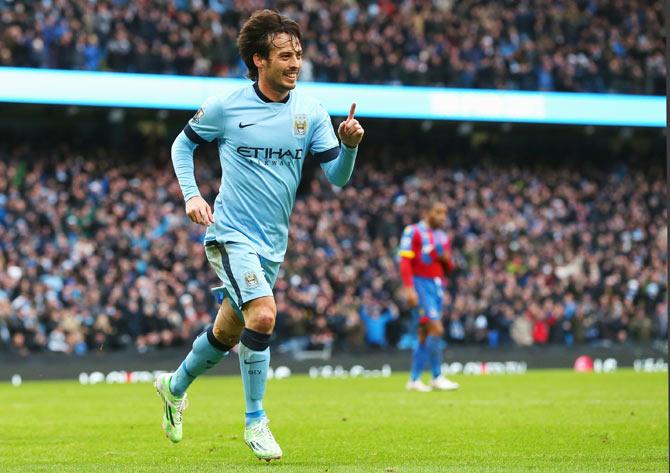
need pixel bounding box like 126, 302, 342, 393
170, 326, 232, 397
239, 328, 271, 427
410, 341, 428, 382
426, 335, 444, 379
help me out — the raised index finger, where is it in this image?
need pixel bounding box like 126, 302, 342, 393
347, 103, 356, 121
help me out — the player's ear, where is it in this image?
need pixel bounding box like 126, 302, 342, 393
252, 53, 265, 71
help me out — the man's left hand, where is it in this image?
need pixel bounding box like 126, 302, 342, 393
338, 103, 364, 148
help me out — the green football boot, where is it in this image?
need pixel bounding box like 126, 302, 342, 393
154, 373, 189, 443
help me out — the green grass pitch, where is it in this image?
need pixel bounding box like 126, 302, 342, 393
1, 370, 667, 472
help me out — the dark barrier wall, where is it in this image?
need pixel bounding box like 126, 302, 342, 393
1, 345, 666, 381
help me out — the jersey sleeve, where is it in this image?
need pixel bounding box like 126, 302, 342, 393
435, 230, 449, 257
399, 226, 417, 287
183, 95, 225, 145
309, 104, 340, 164
399, 225, 417, 259
435, 230, 455, 274
443, 233, 452, 257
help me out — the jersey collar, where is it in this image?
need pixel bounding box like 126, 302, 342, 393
253, 82, 290, 104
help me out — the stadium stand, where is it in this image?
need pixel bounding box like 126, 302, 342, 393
0, 0, 665, 94
0, 142, 666, 355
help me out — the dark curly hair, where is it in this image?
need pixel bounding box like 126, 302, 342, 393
237, 9, 302, 81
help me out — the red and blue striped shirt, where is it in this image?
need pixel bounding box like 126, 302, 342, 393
398, 221, 454, 287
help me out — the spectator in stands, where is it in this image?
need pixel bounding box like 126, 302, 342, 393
0, 142, 665, 355
359, 295, 398, 349
0, 0, 665, 94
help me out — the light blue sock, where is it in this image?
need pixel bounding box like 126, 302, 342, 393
170, 328, 230, 397
238, 341, 270, 426
410, 341, 428, 381
426, 335, 444, 379
245, 409, 266, 425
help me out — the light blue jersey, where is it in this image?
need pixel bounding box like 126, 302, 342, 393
171, 82, 357, 262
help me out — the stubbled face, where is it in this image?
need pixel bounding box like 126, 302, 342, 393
257, 32, 302, 93
426, 202, 447, 229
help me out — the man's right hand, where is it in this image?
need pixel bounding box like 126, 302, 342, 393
185, 196, 214, 226
403, 287, 419, 308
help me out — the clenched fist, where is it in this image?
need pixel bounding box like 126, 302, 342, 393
185, 195, 214, 226
403, 286, 419, 308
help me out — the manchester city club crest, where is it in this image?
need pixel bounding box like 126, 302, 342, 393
243, 271, 259, 288
191, 107, 205, 123
293, 114, 308, 136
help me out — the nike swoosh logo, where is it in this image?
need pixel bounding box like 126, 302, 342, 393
243, 360, 264, 365
239, 122, 256, 128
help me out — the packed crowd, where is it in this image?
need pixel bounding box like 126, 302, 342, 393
0, 142, 666, 356
0, 0, 665, 94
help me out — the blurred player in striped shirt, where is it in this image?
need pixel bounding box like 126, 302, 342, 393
399, 201, 460, 392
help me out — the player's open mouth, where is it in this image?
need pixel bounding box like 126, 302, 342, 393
284, 72, 298, 79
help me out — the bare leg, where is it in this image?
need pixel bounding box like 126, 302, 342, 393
169, 298, 241, 397
213, 298, 245, 347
